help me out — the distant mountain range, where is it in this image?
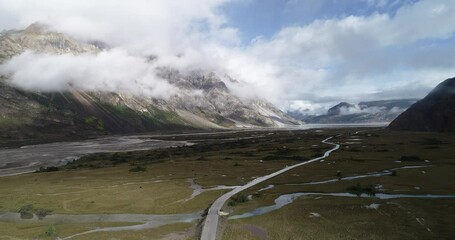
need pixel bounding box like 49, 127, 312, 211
288, 99, 418, 124
389, 77, 455, 132
0, 24, 299, 142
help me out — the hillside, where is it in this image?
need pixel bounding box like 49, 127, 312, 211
389, 77, 455, 132
0, 24, 299, 143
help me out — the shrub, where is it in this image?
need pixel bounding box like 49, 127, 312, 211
18, 204, 53, 219
35, 166, 59, 173
228, 193, 249, 206
263, 155, 308, 161
242, 152, 256, 157
35, 208, 53, 219
425, 146, 440, 149
129, 166, 146, 172
289, 156, 309, 161
18, 204, 34, 219
424, 138, 443, 145
156, 151, 170, 159
273, 148, 295, 156
377, 149, 389, 152
347, 183, 376, 196
44, 225, 56, 237
111, 153, 127, 164
263, 155, 279, 161
232, 194, 248, 203
336, 171, 343, 178
201, 206, 210, 217
399, 155, 422, 162
252, 193, 262, 199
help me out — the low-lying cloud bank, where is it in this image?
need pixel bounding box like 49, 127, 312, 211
288, 100, 411, 117
335, 105, 404, 116
0, 50, 177, 99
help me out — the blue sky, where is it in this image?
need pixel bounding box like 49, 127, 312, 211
218, 0, 455, 112
0, 0, 454, 114
222, 0, 419, 44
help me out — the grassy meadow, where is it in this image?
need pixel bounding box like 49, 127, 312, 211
0, 128, 454, 239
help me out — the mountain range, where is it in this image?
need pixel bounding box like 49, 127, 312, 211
0, 24, 299, 143
288, 99, 418, 124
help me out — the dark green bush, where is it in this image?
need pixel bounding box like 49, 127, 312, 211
111, 153, 127, 164
263, 155, 279, 161
129, 166, 146, 172
18, 204, 34, 219
252, 193, 262, 199
17, 204, 53, 220
35, 208, 53, 219
336, 171, 343, 177
289, 156, 309, 161
273, 148, 295, 155
377, 149, 389, 152
228, 193, 249, 206
399, 155, 422, 162
347, 183, 376, 196
44, 225, 56, 237
35, 166, 59, 173
424, 138, 443, 145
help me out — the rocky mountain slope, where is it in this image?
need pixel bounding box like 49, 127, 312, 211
289, 99, 417, 124
389, 77, 455, 132
0, 24, 299, 142
0, 23, 100, 59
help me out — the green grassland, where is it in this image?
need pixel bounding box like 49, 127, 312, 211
222, 129, 455, 240
223, 197, 455, 240
68, 223, 196, 240
0, 130, 324, 239
0, 128, 454, 239
0, 222, 141, 240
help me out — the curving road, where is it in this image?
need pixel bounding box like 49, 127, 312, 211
200, 137, 340, 240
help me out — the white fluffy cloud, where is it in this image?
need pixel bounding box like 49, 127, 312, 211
288, 100, 329, 116
245, 0, 455, 110
0, 50, 176, 99
0, 0, 454, 110
0, 0, 240, 100
0, 0, 237, 53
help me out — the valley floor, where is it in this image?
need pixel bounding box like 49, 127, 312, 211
0, 128, 454, 239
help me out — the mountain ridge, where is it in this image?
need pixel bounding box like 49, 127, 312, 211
0, 24, 300, 143
389, 77, 455, 132
289, 99, 418, 124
